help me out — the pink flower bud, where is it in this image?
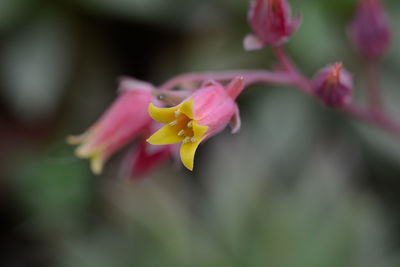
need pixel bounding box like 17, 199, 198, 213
67, 78, 156, 175
347, 0, 391, 59
244, 0, 301, 50
125, 139, 173, 179
146, 77, 244, 171
123, 123, 175, 179
312, 63, 353, 108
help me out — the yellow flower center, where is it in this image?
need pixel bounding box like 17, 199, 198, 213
168, 109, 199, 143
146, 98, 208, 170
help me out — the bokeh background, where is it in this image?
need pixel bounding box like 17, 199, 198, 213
1, 0, 400, 266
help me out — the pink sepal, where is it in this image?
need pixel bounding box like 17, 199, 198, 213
229, 105, 241, 134
243, 34, 265, 51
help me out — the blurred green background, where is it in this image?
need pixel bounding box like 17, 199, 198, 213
1, 0, 400, 266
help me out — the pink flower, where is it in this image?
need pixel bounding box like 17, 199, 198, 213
244, 0, 301, 50
67, 78, 156, 175
312, 63, 353, 108
123, 123, 175, 178
146, 77, 244, 171
124, 136, 173, 179
347, 0, 391, 59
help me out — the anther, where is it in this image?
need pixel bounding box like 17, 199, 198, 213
183, 137, 190, 144
174, 110, 181, 118
169, 120, 177, 126
187, 121, 193, 128
178, 130, 185, 136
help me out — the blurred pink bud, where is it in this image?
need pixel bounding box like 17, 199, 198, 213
312, 63, 353, 108
67, 78, 156, 175
244, 0, 301, 50
147, 77, 244, 170
347, 0, 391, 59
124, 137, 173, 179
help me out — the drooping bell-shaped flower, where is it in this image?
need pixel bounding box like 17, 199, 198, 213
146, 77, 244, 171
67, 78, 156, 175
347, 0, 391, 59
244, 0, 301, 50
312, 63, 353, 108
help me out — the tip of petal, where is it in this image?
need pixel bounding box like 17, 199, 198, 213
148, 103, 178, 123
180, 98, 194, 119
90, 154, 105, 175
180, 139, 202, 171
289, 14, 302, 35
66, 135, 83, 145
229, 105, 241, 134
75, 146, 91, 158
74, 147, 105, 175
243, 34, 264, 51
183, 160, 194, 171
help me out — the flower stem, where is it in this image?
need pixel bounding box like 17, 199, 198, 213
365, 60, 383, 111
274, 46, 299, 74
158, 70, 294, 91
273, 46, 313, 95
273, 46, 400, 138
343, 104, 400, 137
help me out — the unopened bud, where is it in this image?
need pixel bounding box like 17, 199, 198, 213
347, 0, 391, 59
312, 63, 353, 108
244, 0, 301, 50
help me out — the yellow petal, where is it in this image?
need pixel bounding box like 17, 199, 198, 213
180, 137, 204, 171
180, 98, 194, 119
75, 145, 95, 158
74, 148, 106, 175
147, 125, 184, 145
193, 122, 208, 139
90, 153, 105, 175
148, 103, 179, 123
75, 146, 106, 175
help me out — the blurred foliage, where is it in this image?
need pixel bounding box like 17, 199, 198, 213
1, 0, 400, 266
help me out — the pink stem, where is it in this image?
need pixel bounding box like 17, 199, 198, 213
273, 46, 313, 95
274, 46, 299, 73
365, 60, 383, 111
343, 104, 400, 137
158, 70, 294, 91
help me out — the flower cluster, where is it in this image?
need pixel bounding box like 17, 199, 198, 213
68, 76, 244, 175
69, 0, 398, 177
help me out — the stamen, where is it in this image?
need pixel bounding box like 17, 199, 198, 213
174, 110, 181, 118
178, 130, 185, 136
191, 137, 197, 143
187, 121, 193, 128
169, 120, 177, 126
183, 137, 190, 144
